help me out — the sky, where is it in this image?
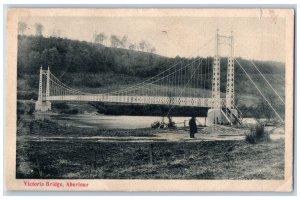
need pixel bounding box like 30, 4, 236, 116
20, 16, 286, 62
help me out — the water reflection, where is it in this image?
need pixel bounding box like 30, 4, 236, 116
48, 114, 259, 130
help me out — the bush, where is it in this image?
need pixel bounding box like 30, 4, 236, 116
17, 101, 35, 116
255, 124, 265, 138
61, 109, 79, 115
245, 130, 257, 144
53, 102, 70, 110
245, 124, 270, 144
17, 91, 38, 100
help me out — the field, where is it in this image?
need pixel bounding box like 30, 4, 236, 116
16, 122, 285, 180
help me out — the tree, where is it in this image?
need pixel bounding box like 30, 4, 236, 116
18, 21, 27, 35
145, 42, 151, 52
110, 35, 120, 48
27, 51, 41, 73
256, 93, 279, 122
121, 35, 128, 48
35, 23, 44, 36
150, 47, 156, 53
139, 40, 146, 51
51, 29, 61, 38
95, 33, 107, 45
48, 47, 61, 71
128, 43, 135, 50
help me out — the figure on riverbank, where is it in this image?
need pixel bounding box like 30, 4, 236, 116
189, 116, 197, 138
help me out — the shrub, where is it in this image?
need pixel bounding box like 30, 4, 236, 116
245, 124, 270, 144
245, 129, 257, 144
17, 91, 38, 100
53, 102, 70, 110
61, 109, 79, 115
255, 124, 265, 139
17, 101, 35, 116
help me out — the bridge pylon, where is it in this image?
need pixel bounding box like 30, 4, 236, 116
35, 66, 51, 112
207, 29, 238, 126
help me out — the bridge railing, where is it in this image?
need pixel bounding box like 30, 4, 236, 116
47, 95, 224, 108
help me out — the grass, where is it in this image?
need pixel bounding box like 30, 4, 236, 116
16, 138, 284, 180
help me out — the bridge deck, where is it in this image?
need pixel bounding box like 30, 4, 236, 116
47, 95, 224, 107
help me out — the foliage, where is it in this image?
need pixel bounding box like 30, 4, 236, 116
52, 102, 70, 110
18, 21, 27, 35
34, 23, 44, 36
17, 35, 174, 78
94, 32, 107, 45
245, 124, 270, 144
18, 35, 284, 80
17, 101, 35, 121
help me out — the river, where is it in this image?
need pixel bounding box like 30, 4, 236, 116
45, 114, 259, 129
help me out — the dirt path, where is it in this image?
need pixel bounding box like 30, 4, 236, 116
18, 125, 284, 143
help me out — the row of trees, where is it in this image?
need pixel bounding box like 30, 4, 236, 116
19, 21, 63, 38
93, 32, 156, 53
18, 21, 157, 54
18, 21, 44, 36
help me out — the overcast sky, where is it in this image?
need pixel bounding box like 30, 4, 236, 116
20, 16, 286, 63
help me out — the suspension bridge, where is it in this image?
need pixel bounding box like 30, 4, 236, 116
35, 29, 285, 126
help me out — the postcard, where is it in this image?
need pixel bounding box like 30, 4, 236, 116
5, 8, 294, 191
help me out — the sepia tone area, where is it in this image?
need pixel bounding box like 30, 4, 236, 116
6, 8, 294, 191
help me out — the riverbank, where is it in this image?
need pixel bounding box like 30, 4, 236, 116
16, 137, 284, 179
16, 118, 285, 179
16, 112, 285, 179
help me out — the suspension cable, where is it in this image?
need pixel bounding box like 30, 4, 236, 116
106, 37, 214, 95
250, 60, 285, 105
235, 59, 284, 122
166, 58, 204, 117
111, 57, 202, 95
45, 37, 214, 98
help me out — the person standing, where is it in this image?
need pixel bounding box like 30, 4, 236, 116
189, 116, 197, 138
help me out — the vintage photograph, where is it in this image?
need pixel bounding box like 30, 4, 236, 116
5, 8, 294, 191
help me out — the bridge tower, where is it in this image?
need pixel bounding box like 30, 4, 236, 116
207, 29, 238, 125
35, 66, 51, 112
226, 31, 235, 110
225, 31, 238, 124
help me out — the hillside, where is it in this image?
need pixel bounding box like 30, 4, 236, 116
17, 35, 285, 117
